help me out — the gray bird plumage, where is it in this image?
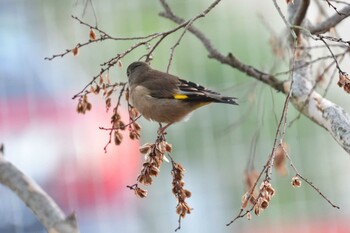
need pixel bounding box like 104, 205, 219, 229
127, 61, 237, 132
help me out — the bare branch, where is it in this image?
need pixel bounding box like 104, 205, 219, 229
285, 35, 350, 154
274, 50, 347, 76
159, 1, 285, 93
325, 0, 348, 15
45, 15, 160, 61
292, 0, 310, 36
160, 0, 350, 155
309, 5, 350, 34
315, 35, 346, 74
281, 144, 340, 209
0, 152, 79, 233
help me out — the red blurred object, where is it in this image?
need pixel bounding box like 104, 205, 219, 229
0, 97, 140, 208
48, 102, 140, 209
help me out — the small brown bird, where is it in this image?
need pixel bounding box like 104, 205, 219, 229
127, 61, 238, 133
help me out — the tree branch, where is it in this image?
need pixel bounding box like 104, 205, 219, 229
285, 78, 350, 154
309, 5, 350, 34
0, 152, 79, 233
159, 2, 285, 93
291, 0, 310, 36
159, 0, 350, 155
286, 2, 350, 154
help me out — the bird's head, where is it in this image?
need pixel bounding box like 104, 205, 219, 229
127, 61, 150, 84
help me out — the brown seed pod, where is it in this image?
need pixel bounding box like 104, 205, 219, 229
72, 46, 79, 56
291, 176, 301, 188
89, 28, 96, 41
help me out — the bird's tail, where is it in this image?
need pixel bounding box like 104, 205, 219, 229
179, 93, 238, 105
209, 95, 238, 105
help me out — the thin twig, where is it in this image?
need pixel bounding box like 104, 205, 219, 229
160, 0, 284, 92
292, 0, 310, 37
167, 16, 201, 73
102, 83, 127, 153
99, 115, 141, 131
309, 5, 350, 34
274, 51, 347, 76
325, 0, 346, 15
281, 144, 340, 209
272, 0, 297, 40
316, 35, 345, 74
323, 53, 347, 96
296, 174, 340, 209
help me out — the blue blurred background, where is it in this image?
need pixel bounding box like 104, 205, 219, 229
1, 0, 350, 232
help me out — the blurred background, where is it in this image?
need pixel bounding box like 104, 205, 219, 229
1, 0, 350, 232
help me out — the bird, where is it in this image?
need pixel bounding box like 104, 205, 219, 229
127, 61, 238, 133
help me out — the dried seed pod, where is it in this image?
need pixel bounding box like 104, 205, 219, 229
90, 85, 95, 94
143, 174, 153, 186
72, 46, 79, 56
139, 143, 152, 154
111, 112, 121, 122
99, 75, 104, 85
178, 180, 185, 187
118, 60, 123, 68
129, 130, 140, 140
86, 102, 92, 111
105, 74, 111, 85
291, 176, 301, 188
105, 98, 111, 109
174, 163, 185, 173
117, 121, 126, 130
137, 173, 152, 186
184, 189, 191, 198
129, 131, 136, 140
247, 211, 252, 220
241, 192, 249, 209
260, 198, 269, 209
76, 102, 84, 113
129, 107, 139, 119
156, 141, 167, 153
266, 185, 275, 197
149, 165, 160, 176
132, 122, 141, 131
176, 204, 183, 215
106, 89, 114, 98
249, 195, 256, 205
89, 28, 96, 41
254, 205, 261, 216
134, 187, 147, 198
165, 142, 172, 153
337, 73, 346, 87
114, 131, 123, 145
94, 85, 100, 94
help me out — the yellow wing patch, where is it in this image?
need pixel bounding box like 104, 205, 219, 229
173, 94, 189, 100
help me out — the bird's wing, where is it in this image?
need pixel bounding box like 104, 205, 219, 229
176, 78, 238, 105
178, 78, 220, 95
138, 70, 180, 98
139, 70, 238, 105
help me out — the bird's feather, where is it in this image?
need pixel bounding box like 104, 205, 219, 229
138, 69, 238, 105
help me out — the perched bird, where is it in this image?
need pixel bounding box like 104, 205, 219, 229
127, 61, 238, 133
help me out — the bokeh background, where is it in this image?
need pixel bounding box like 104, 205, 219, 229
1, 0, 350, 232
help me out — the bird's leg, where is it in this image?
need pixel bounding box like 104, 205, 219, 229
157, 122, 172, 135
157, 123, 164, 135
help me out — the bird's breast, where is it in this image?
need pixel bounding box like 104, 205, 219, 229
130, 85, 196, 123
